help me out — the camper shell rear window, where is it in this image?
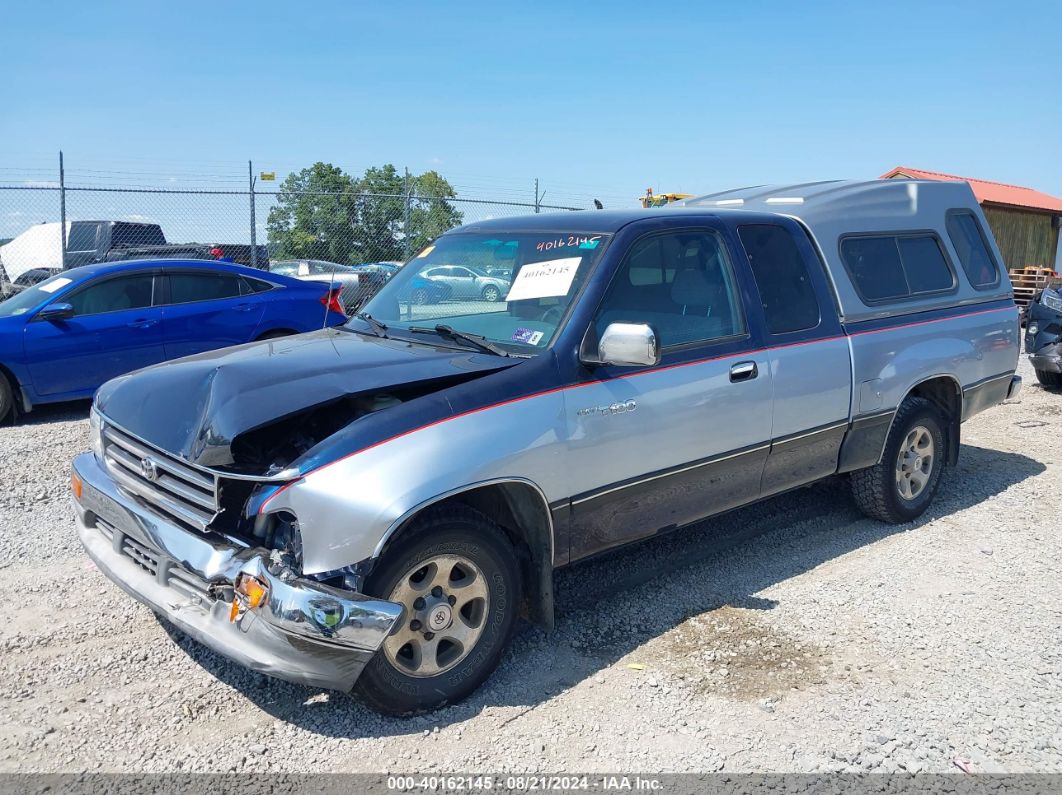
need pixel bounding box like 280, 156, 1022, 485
945, 210, 1001, 290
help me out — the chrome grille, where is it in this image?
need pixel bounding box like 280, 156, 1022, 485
101, 424, 218, 532
96, 518, 214, 602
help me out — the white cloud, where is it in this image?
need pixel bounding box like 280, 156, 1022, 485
21, 180, 59, 188
122, 213, 157, 223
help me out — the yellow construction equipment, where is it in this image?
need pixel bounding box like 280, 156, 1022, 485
639, 188, 693, 208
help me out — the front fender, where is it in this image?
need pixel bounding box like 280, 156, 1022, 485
259, 389, 568, 575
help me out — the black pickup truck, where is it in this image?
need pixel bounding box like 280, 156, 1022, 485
0, 220, 213, 291
66, 220, 213, 267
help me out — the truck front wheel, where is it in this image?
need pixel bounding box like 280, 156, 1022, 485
1035, 369, 1062, 388
353, 507, 520, 715
0, 372, 13, 423
850, 397, 946, 523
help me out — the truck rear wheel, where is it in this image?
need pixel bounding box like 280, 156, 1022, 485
353, 507, 520, 715
850, 397, 946, 523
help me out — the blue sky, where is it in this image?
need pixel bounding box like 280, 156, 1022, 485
2, 0, 1060, 216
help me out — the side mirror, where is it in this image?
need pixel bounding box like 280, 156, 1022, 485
589, 322, 660, 367
38, 302, 74, 321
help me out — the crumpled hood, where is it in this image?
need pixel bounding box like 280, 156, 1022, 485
96, 328, 516, 469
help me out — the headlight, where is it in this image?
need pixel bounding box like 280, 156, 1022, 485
1027, 323, 1039, 337
89, 407, 105, 461
1041, 290, 1062, 314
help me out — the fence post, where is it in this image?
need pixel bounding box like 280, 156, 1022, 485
248, 160, 258, 268
403, 167, 412, 260
534, 178, 540, 214
59, 151, 68, 270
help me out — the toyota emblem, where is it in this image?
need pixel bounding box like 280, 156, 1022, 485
139, 457, 160, 481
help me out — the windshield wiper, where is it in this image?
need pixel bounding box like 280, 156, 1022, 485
354, 312, 388, 338
407, 324, 509, 357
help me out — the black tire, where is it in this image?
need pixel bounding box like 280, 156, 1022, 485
0, 372, 13, 424
1035, 369, 1062, 388
353, 507, 520, 715
850, 397, 946, 523
411, 288, 429, 306
481, 285, 501, 303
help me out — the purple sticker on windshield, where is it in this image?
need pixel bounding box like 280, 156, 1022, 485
511, 328, 546, 345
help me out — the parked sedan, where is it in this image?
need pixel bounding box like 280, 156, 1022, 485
397, 274, 451, 305
0, 259, 347, 422
351, 261, 402, 281
421, 264, 510, 302
269, 260, 367, 314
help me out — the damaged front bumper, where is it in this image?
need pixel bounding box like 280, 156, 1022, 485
1029, 343, 1062, 375
71, 451, 403, 692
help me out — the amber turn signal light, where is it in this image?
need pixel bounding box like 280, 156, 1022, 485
229, 573, 270, 622
71, 473, 83, 501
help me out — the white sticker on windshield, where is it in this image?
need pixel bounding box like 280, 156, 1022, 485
39, 277, 72, 294
505, 257, 581, 301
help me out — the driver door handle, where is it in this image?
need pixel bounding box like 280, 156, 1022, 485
127, 318, 158, 329
730, 361, 758, 382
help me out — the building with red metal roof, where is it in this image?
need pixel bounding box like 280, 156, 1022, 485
882, 166, 1061, 273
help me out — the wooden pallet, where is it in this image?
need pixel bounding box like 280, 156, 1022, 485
1010, 266, 1060, 309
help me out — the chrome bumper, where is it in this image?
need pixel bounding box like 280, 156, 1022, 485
1007, 374, 1024, 399
72, 452, 403, 692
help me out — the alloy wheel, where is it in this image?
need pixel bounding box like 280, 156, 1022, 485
895, 425, 935, 501
383, 554, 490, 678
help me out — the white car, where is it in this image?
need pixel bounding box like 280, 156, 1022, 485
268, 260, 370, 313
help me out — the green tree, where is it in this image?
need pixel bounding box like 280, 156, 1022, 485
406, 170, 463, 256
267, 162, 463, 264
350, 165, 407, 262
266, 162, 359, 262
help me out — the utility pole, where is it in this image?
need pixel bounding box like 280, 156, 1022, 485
403, 167, 412, 259
248, 161, 258, 268
59, 151, 68, 270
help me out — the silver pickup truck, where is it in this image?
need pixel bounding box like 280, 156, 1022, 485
71, 179, 1021, 714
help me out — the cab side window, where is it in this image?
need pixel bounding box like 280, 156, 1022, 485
738, 224, 820, 334
66, 274, 155, 316
595, 230, 745, 348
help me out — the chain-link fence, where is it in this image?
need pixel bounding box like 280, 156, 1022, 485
0, 181, 584, 307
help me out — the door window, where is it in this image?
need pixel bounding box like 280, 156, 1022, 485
595, 230, 745, 348
66, 222, 100, 253
739, 224, 821, 334
165, 273, 242, 304
65, 274, 155, 316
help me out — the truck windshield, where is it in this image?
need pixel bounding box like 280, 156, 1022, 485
353, 231, 610, 354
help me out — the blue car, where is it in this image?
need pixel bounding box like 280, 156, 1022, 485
0, 259, 347, 421
398, 274, 451, 305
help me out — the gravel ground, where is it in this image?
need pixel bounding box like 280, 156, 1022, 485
1, 356, 1059, 775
